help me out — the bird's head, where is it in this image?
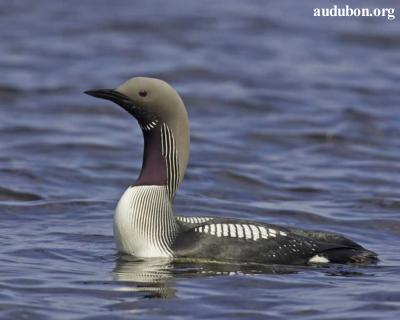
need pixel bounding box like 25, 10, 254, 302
85, 77, 187, 129
85, 77, 190, 191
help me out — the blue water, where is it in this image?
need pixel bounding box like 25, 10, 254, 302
1, 1, 400, 319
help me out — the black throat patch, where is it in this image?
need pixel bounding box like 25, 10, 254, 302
135, 125, 167, 187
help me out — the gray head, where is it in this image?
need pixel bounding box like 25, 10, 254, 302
85, 77, 190, 192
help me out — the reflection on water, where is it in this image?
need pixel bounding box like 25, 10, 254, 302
113, 255, 375, 300
114, 255, 302, 281
113, 256, 176, 299
114, 256, 173, 284
113, 255, 302, 299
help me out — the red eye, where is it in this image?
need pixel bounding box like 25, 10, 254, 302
139, 90, 147, 97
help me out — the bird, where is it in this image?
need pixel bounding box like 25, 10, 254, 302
85, 77, 378, 265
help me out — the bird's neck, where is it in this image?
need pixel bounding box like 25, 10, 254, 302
135, 122, 183, 201
135, 124, 167, 187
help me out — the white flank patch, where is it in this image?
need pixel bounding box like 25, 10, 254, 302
308, 255, 330, 263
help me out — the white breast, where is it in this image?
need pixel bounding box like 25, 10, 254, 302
114, 185, 177, 258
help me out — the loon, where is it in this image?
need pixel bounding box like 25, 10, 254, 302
85, 77, 378, 265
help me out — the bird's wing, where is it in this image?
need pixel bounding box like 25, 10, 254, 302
172, 218, 340, 264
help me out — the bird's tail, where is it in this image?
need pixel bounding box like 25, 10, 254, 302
322, 247, 378, 264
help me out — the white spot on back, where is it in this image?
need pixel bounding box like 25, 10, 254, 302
177, 216, 213, 224
216, 224, 222, 237
268, 228, 277, 237
259, 227, 268, 239
210, 224, 215, 235
250, 225, 260, 240
192, 221, 289, 243
229, 224, 236, 237
236, 225, 244, 238
222, 224, 229, 236
242, 225, 252, 239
